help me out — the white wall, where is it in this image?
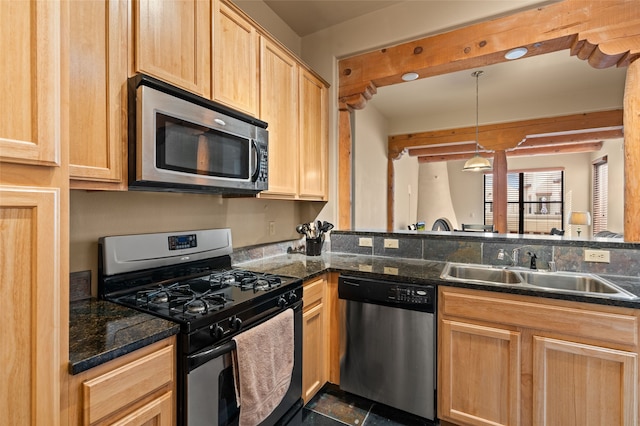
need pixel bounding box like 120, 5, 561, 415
394, 154, 420, 230
416, 162, 460, 230
353, 104, 389, 229
591, 139, 624, 234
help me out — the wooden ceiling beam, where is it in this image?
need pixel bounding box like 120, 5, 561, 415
416, 141, 604, 163
390, 109, 623, 153
518, 128, 623, 148
339, 1, 640, 108
508, 141, 603, 156
408, 143, 478, 157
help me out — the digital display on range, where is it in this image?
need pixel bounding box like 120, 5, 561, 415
168, 234, 197, 250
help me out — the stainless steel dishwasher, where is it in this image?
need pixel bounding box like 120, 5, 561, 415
338, 275, 436, 421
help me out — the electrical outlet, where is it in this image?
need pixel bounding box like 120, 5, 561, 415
268, 221, 276, 236
584, 249, 610, 263
359, 237, 373, 247
359, 264, 373, 272
384, 238, 399, 249
384, 266, 399, 275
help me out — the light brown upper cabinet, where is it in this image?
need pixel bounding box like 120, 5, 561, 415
68, 0, 128, 189
132, 0, 211, 97
0, 2, 67, 424
259, 38, 300, 198
0, 0, 60, 167
212, 0, 259, 117
258, 41, 329, 201
299, 69, 328, 201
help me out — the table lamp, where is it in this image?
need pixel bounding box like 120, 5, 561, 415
568, 211, 591, 237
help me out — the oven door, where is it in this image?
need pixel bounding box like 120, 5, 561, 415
184, 304, 302, 426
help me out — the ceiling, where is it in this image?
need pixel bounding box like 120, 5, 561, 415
263, 1, 627, 136
263, 0, 403, 37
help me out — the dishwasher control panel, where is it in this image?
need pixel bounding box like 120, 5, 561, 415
391, 286, 432, 305
338, 275, 435, 313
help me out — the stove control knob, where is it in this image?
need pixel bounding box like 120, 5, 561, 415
231, 317, 242, 331
211, 324, 224, 339
277, 297, 287, 308
288, 292, 297, 303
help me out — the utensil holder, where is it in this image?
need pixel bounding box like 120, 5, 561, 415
306, 235, 324, 256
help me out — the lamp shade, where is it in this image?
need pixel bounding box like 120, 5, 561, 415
462, 154, 492, 172
568, 211, 591, 226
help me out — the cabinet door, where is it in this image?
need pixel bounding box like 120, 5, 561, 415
533, 336, 637, 426
68, 0, 128, 188
133, 0, 210, 96
440, 320, 521, 426
302, 276, 327, 401
303, 302, 326, 402
110, 392, 173, 426
0, 187, 61, 425
298, 69, 328, 201
213, 0, 258, 116
259, 38, 299, 198
0, 0, 60, 166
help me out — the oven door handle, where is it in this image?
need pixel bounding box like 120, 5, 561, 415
188, 340, 236, 369
187, 301, 302, 370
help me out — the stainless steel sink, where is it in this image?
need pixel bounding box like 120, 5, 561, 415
518, 270, 636, 299
440, 263, 522, 285
440, 263, 637, 300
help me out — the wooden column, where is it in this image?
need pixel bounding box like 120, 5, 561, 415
492, 150, 508, 233
387, 156, 395, 232
338, 104, 352, 230
624, 60, 640, 242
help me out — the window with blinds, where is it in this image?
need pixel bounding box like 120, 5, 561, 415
484, 169, 564, 234
593, 157, 608, 235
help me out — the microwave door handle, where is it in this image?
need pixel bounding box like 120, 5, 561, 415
250, 139, 260, 182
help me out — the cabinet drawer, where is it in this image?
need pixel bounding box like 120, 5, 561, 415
303, 277, 326, 311
440, 287, 638, 347
83, 345, 174, 424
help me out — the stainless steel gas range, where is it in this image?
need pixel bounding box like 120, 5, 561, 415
98, 228, 303, 426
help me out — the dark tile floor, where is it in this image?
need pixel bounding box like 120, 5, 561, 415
301, 384, 435, 426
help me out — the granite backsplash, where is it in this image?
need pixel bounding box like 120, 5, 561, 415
329, 231, 640, 277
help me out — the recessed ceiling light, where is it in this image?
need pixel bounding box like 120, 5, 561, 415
401, 72, 419, 81
504, 47, 528, 60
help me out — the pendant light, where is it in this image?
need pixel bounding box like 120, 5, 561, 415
463, 70, 492, 172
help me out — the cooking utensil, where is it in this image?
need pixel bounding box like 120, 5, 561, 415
320, 221, 334, 233
295, 224, 306, 235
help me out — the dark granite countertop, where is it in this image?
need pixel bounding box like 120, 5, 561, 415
69, 299, 179, 375
237, 252, 640, 309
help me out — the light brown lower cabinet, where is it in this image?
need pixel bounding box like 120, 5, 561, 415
438, 286, 639, 426
67, 337, 176, 426
302, 275, 329, 402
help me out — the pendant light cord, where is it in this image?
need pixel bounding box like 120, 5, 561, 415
473, 70, 483, 155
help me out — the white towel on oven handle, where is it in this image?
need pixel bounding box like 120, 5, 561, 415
232, 308, 294, 426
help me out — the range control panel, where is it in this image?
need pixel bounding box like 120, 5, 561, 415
168, 234, 197, 250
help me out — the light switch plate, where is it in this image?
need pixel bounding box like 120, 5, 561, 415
359, 237, 373, 247
384, 238, 399, 249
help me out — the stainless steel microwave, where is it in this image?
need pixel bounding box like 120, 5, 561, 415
128, 75, 268, 194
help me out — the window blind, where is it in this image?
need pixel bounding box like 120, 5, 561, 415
593, 157, 608, 235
